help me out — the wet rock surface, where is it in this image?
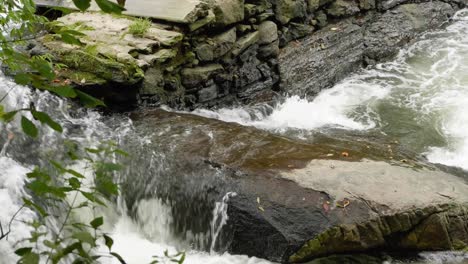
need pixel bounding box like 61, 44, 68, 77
128, 109, 468, 263
279, 1, 459, 97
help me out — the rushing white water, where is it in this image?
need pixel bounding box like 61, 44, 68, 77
0, 75, 271, 264
196, 10, 468, 172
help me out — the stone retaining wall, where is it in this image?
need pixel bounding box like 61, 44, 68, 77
29, 0, 467, 108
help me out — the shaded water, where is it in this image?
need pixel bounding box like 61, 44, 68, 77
1, 8, 468, 264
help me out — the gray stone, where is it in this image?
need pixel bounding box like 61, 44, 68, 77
327, 0, 360, 17
258, 40, 280, 58
210, 0, 245, 26
315, 10, 328, 28
141, 67, 165, 95
307, 0, 320, 12
139, 49, 177, 65
244, 3, 257, 18
359, 0, 376, 10
279, 22, 314, 46
195, 27, 237, 61
232, 31, 260, 56
181, 64, 224, 87
275, 0, 307, 25
198, 84, 218, 102
258, 21, 278, 45
189, 10, 216, 31
279, 19, 364, 96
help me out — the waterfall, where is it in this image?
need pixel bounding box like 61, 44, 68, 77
210, 192, 237, 253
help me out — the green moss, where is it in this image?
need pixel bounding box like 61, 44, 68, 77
58, 49, 143, 85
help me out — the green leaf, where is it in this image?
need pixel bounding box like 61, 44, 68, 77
23, 198, 48, 217
110, 252, 127, 264
67, 169, 85, 178
75, 90, 105, 108
31, 110, 63, 132
103, 234, 113, 250
50, 160, 67, 174
85, 148, 103, 154
14, 73, 32, 85
47, 85, 77, 98
114, 148, 129, 157
14, 247, 32, 256
26, 169, 51, 181
1, 110, 18, 123
21, 116, 38, 138
81, 191, 106, 206
59, 32, 82, 46
68, 177, 81, 189
72, 231, 96, 246
21, 252, 39, 264
72, 0, 91, 11
43, 240, 57, 249
27, 180, 66, 198
90, 216, 103, 229
95, 0, 125, 14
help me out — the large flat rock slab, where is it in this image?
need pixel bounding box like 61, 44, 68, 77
35, 0, 205, 23
126, 110, 468, 263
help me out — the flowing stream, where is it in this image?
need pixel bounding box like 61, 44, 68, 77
1, 8, 468, 264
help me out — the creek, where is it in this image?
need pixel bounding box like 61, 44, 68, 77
1, 8, 468, 264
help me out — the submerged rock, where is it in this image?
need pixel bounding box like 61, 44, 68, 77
129, 110, 468, 263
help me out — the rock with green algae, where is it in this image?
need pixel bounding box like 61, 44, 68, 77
41, 39, 144, 85
275, 0, 308, 24
37, 12, 187, 87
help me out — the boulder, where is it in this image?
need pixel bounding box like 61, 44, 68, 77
258, 21, 278, 44
128, 110, 468, 263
